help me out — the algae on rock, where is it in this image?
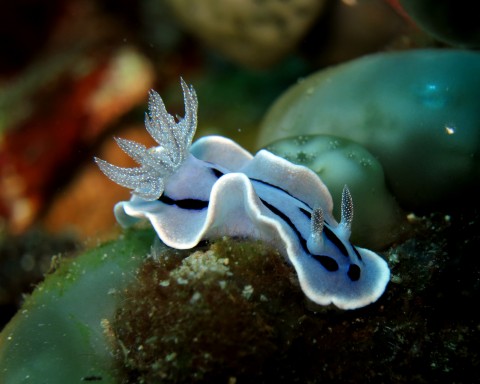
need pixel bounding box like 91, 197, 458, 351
1, 217, 479, 383
111, 238, 304, 383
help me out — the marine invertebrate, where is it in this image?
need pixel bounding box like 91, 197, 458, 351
96, 79, 389, 309
265, 134, 405, 248
0, 228, 155, 383
257, 50, 480, 209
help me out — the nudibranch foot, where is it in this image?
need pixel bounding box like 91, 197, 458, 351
96, 79, 390, 310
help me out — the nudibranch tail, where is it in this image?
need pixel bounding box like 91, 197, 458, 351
94, 78, 198, 201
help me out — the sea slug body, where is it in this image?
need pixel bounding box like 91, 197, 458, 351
95, 79, 390, 310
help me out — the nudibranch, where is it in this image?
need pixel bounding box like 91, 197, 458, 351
95, 79, 390, 310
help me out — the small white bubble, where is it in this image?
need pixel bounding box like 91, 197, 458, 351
445, 125, 456, 135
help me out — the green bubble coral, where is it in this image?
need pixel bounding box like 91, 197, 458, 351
265, 134, 406, 248
258, 49, 480, 209
0, 229, 154, 384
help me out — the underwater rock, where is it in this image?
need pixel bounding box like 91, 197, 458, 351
398, 0, 480, 48
314, 0, 406, 66
265, 134, 406, 248
165, 0, 327, 68
258, 49, 480, 210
